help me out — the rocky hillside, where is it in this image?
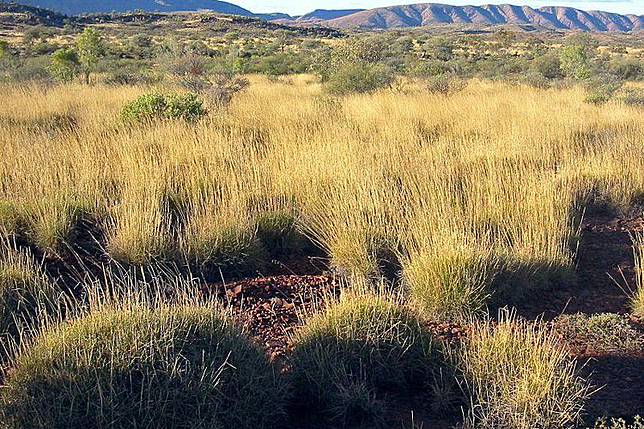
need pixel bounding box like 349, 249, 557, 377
296, 9, 365, 22
323, 3, 643, 32
1, 0, 255, 16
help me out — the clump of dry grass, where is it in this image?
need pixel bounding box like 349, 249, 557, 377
0, 243, 64, 357
630, 231, 644, 317
288, 285, 450, 428
458, 311, 592, 429
0, 270, 288, 429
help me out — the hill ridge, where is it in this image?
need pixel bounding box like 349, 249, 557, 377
322, 3, 643, 32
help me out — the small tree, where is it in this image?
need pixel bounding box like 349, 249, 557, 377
75, 28, 105, 84
49, 48, 80, 83
559, 45, 592, 81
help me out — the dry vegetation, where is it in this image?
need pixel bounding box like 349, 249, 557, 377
0, 45, 643, 426
1, 77, 642, 318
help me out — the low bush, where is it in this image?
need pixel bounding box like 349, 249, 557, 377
403, 247, 498, 321
0, 202, 20, 238
590, 416, 644, 429
203, 72, 250, 109
6, 56, 52, 83
533, 53, 564, 80
425, 74, 467, 95
182, 221, 266, 280
607, 57, 643, 81
0, 305, 286, 429
255, 210, 302, 258
121, 93, 206, 122
519, 71, 552, 89
553, 313, 644, 354
325, 62, 395, 95
459, 312, 592, 429
289, 292, 451, 428
584, 79, 622, 105
621, 88, 644, 108
105, 71, 158, 86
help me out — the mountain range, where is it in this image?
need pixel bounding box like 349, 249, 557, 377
2, 0, 642, 32
322, 4, 643, 32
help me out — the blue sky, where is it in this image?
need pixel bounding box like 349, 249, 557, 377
234, 1, 644, 16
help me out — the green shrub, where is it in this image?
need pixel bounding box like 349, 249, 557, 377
0, 305, 286, 429
105, 71, 157, 86
533, 53, 563, 79
49, 48, 80, 83
9, 56, 52, 83
584, 79, 622, 105
560, 45, 593, 81
608, 57, 643, 81
121, 93, 206, 122
520, 71, 552, 89
0, 41, 8, 61
553, 313, 644, 354
289, 293, 449, 428
459, 312, 592, 429
325, 62, 395, 95
183, 223, 266, 280
403, 247, 498, 320
255, 210, 302, 258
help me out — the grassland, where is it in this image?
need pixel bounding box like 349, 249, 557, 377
0, 10, 643, 428
1, 77, 642, 315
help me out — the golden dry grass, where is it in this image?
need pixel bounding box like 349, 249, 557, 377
459, 311, 592, 429
0, 76, 642, 318
631, 232, 644, 317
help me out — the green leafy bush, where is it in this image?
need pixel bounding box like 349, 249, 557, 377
325, 62, 395, 95
0, 202, 20, 238
584, 80, 622, 105
49, 48, 79, 83
553, 313, 644, 354
0, 305, 286, 429
121, 93, 206, 122
289, 293, 449, 428
560, 45, 592, 81
533, 53, 564, 80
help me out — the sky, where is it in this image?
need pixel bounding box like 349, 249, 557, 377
234, 1, 644, 16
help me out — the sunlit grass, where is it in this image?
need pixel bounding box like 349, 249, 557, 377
0, 77, 642, 317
